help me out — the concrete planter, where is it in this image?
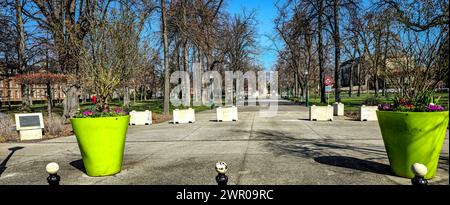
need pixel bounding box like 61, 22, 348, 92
70, 116, 130, 177
216, 106, 238, 122
359, 105, 378, 121
333, 102, 344, 116
309, 105, 333, 121
173, 108, 196, 124
129, 110, 152, 125
376, 111, 449, 179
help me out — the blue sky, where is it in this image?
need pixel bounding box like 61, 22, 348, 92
226, 0, 284, 70
225, 0, 373, 70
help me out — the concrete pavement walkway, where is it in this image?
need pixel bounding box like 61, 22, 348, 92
0, 99, 448, 185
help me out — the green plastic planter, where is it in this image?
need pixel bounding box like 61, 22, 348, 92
376, 111, 449, 179
71, 116, 130, 177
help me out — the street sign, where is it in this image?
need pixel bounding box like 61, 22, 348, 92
325, 85, 332, 93
324, 76, 333, 86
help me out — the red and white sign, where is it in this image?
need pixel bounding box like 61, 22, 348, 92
324, 76, 333, 86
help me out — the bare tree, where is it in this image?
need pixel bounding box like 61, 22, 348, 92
161, 0, 170, 115
14, 0, 32, 111
227, 10, 258, 72
23, 0, 114, 119
80, 3, 148, 111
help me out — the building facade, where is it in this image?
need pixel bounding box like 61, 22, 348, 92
0, 78, 65, 103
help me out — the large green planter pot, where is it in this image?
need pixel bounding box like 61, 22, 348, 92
70, 116, 130, 177
376, 111, 449, 179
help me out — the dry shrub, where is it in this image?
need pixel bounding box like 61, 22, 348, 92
44, 115, 73, 138
344, 111, 359, 119
152, 113, 172, 124
0, 115, 18, 142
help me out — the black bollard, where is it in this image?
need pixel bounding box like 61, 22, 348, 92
215, 161, 228, 186
411, 163, 428, 186
411, 176, 428, 186
46, 162, 60, 186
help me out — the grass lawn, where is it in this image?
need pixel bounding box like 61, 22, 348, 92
287, 91, 449, 111
0, 100, 211, 142
0, 99, 211, 118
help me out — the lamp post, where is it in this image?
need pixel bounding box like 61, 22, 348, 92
305, 70, 309, 107
210, 75, 214, 109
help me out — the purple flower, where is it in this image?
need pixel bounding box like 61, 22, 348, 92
114, 107, 122, 114
426, 104, 444, 112
83, 110, 93, 116
103, 105, 110, 113
379, 103, 391, 111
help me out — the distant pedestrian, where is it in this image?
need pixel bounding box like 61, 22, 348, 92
92, 95, 97, 104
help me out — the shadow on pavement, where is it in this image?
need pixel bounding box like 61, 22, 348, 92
297, 118, 310, 121
314, 156, 394, 176
438, 155, 449, 171
70, 159, 87, 174
252, 130, 388, 158
0, 146, 24, 177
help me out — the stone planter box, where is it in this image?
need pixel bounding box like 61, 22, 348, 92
173, 108, 196, 124
333, 102, 344, 116
309, 105, 333, 121
359, 105, 378, 121
129, 110, 152, 125
216, 106, 238, 122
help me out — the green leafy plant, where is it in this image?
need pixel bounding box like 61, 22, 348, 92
363, 96, 384, 106
379, 92, 445, 112
73, 106, 128, 118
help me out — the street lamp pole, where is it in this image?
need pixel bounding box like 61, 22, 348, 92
210, 75, 214, 109
305, 70, 309, 107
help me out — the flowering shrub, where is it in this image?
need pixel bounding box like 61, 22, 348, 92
74, 105, 128, 118
426, 104, 445, 112
378, 93, 446, 112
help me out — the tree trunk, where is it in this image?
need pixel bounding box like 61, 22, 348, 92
365, 76, 369, 94
333, 0, 341, 102
349, 63, 353, 97
62, 85, 79, 120
15, 0, 30, 112
133, 87, 136, 104
144, 87, 148, 101
382, 26, 389, 97
374, 30, 382, 97
123, 87, 130, 108
7, 78, 11, 110
20, 84, 31, 111
47, 82, 52, 117
161, 0, 170, 116
294, 73, 298, 97
374, 72, 379, 96
357, 62, 362, 96
318, 0, 326, 103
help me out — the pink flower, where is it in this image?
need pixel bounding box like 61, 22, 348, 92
114, 107, 122, 114
83, 110, 93, 116
426, 104, 444, 112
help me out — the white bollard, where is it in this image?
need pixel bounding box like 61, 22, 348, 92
173, 108, 196, 124
129, 110, 152, 125
309, 105, 333, 121
333, 102, 344, 116
359, 105, 378, 121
